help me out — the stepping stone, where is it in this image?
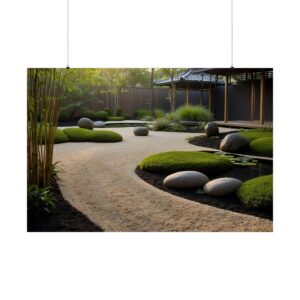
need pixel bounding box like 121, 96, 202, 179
220, 133, 248, 153
204, 177, 242, 197
134, 127, 149, 136
205, 122, 219, 137
163, 171, 209, 189
78, 117, 94, 130
94, 121, 105, 128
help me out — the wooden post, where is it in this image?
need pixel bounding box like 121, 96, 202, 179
260, 70, 265, 125
250, 77, 256, 121
208, 87, 212, 112
224, 75, 229, 122
185, 86, 189, 106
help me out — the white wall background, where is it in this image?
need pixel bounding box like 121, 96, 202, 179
0, 1, 299, 300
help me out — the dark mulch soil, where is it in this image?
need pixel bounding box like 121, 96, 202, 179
27, 181, 103, 232
189, 132, 272, 158
135, 167, 273, 220
189, 132, 232, 148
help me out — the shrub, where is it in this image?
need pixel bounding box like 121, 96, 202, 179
83, 110, 96, 120
174, 105, 213, 122
169, 123, 186, 132
95, 110, 108, 121
250, 137, 273, 156
139, 151, 232, 175
237, 175, 273, 209
153, 118, 170, 131
135, 109, 151, 120
103, 108, 112, 116
28, 185, 56, 215
63, 128, 123, 142
154, 109, 165, 119
59, 110, 71, 122
107, 116, 125, 121
54, 128, 69, 143
239, 128, 272, 143
122, 113, 131, 120
116, 107, 123, 117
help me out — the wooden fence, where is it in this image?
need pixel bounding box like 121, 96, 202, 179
61, 86, 209, 116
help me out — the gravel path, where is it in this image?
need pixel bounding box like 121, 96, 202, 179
53, 127, 272, 232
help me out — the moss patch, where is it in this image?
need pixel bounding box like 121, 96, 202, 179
139, 151, 232, 175
54, 128, 69, 143
237, 175, 273, 209
63, 128, 123, 143
250, 137, 273, 156
239, 128, 272, 143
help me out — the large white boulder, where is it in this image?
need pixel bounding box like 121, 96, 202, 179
78, 117, 94, 130
220, 133, 248, 153
203, 177, 242, 197
163, 171, 209, 189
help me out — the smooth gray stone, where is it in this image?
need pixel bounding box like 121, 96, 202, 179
205, 122, 219, 137
94, 121, 106, 128
134, 127, 149, 136
220, 133, 249, 153
163, 171, 209, 189
204, 177, 242, 197
78, 117, 94, 130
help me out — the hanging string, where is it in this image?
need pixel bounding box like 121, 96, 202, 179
66, 0, 70, 68
231, 0, 234, 68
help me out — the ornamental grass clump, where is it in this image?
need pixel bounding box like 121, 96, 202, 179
174, 105, 213, 122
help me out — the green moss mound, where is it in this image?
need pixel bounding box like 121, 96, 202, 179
250, 137, 273, 156
54, 128, 69, 143
63, 128, 123, 143
239, 128, 272, 143
237, 175, 273, 209
139, 151, 232, 175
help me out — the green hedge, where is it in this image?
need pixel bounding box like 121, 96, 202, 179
83, 110, 96, 120
139, 151, 232, 175
237, 175, 273, 209
250, 137, 273, 156
95, 110, 108, 121
63, 128, 123, 142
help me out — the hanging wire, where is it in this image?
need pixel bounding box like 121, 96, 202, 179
231, 0, 234, 68
66, 0, 70, 68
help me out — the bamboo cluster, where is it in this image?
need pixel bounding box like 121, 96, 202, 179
27, 68, 64, 188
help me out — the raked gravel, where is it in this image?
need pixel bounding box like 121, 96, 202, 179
53, 127, 272, 232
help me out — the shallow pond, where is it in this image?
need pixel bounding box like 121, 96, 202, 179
212, 151, 273, 182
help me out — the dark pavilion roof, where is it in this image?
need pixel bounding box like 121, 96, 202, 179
154, 69, 224, 89
194, 68, 273, 80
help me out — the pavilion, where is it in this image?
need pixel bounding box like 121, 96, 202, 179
154, 68, 273, 127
